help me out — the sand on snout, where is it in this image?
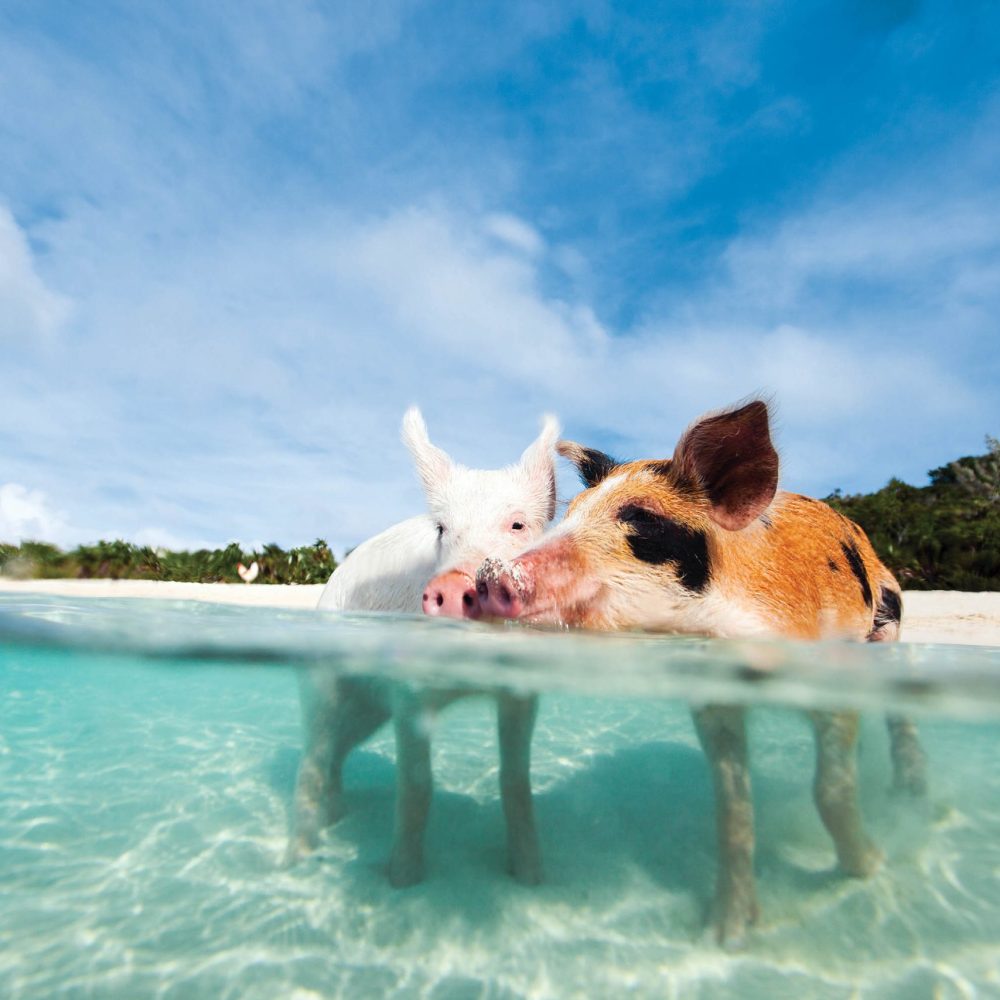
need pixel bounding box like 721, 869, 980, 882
0, 579, 997, 646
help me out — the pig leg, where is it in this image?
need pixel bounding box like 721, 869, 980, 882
285, 675, 390, 864
286, 670, 349, 863
388, 692, 435, 887
810, 710, 883, 877
692, 705, 758, 946
869, 621, 928, 796
325, 677, 393, 814
886, 714, 928, 796
497, 691, 542, 885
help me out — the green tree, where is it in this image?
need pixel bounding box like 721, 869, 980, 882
1, 539, 338, 585
828, 438, 1000, 590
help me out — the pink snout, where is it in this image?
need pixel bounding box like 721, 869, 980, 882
422, 569, 480, 619
475, 558, 529, 620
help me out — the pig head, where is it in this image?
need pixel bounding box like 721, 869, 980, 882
402, 408, 560, 619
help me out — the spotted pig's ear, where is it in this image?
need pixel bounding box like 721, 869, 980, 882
557, 441, 620, 489
672, 400, 778, 531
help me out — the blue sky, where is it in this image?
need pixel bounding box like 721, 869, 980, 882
2, 0, 998, 554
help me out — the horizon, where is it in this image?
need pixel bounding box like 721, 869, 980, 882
3, 2, 998, 553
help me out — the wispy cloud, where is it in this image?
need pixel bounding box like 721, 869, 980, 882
0, 206, 70, 347
0, 483, 68, 545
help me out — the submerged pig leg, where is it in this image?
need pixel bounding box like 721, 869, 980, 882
388, 692, 434, 887
810, 710, 883, 876
497, 691, 542, 885
286, 672, 379, 864
286, 718, 337, 862
868, 596, 928, 797
325, 677, 392, 814
886, 714, 928, 797
693, 705, 758, 946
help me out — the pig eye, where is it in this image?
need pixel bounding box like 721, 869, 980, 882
618, 504, 658, 525
436, 523, 445, 538
511, 521, 525, 531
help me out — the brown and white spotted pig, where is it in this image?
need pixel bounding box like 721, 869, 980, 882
475, 399, 927, 946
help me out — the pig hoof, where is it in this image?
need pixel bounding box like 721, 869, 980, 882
713, 891, 759, 949
281, 835, 314, 869
840, 842, 884, 879
388, 849, 424, 888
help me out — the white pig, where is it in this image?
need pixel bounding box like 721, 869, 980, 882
287, 407, 559, 888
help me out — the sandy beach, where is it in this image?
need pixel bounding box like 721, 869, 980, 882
0, 579, 997, 646
896, 591, 1000, 646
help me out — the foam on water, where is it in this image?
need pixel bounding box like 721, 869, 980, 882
1, 595, 999, 999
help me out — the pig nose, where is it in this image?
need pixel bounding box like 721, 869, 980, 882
422, 569, 480, 619
476, 567, 524, 619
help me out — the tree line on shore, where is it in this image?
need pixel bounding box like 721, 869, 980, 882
826, 436, 999, 591
0, 539, 337, 586
1, 437, 997, 590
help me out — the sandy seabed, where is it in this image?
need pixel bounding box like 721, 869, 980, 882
0, 578, 997, 646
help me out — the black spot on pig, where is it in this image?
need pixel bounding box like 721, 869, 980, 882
871, 586, 902, 636
619, 505, 711, 592
840, 540, 873, 608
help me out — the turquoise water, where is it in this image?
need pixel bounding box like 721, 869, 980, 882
2, 595, 999, 999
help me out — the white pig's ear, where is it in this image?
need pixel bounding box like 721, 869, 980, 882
401, 407, 453, 500
519, 414, 560, 520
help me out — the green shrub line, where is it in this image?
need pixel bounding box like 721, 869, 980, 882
0, 539, 337, 586
825, 437, 999, 591
1, 437, 996, 589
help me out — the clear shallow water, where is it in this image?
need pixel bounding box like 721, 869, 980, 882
2, 595, 999, 999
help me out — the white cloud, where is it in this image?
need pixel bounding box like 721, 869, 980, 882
0, 205, 71, 346
484, 213, 545, 257
333, 206, 607, 388
593, 322, 975, 492
0, 484, 69, 545
722, 194, 1000, 311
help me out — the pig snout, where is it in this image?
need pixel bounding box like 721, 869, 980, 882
422, 569, 481, 619
475, 557, 530, 619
